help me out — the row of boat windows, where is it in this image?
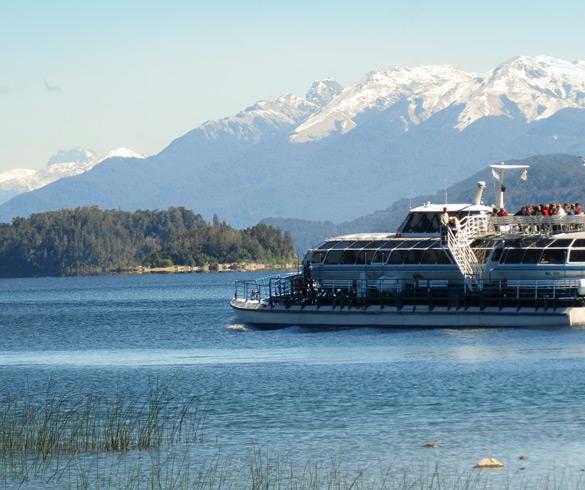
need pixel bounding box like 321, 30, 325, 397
318, 238, 585, 252
494, 248, 585, 264
310, 249, 452, 265
494, 238, 580, 248
310, 247, 585, 266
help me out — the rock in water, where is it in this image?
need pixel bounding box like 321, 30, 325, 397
422, 443, 440, 448
519, 455, 528, 460
474, 458, 504, 468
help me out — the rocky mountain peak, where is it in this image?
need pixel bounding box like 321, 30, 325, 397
305, 78, 343, 106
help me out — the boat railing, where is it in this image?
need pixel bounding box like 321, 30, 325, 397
460, 215, 585, 239
234, 273, 302, 302
234, 274, 585, 305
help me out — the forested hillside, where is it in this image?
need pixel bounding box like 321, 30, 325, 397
262, 154, 585, 251
0, 207, 295, 277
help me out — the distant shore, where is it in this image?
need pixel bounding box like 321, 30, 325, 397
134, 261, 298, 274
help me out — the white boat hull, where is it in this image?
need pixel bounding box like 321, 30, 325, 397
230, 299, 585, 327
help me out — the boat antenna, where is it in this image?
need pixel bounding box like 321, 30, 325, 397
489, 161, 530, 210
443, 177, 448, 204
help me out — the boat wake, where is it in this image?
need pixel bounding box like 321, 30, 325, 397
227, 323, 252, 332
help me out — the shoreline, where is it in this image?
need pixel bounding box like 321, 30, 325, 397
134, 261, 298, 274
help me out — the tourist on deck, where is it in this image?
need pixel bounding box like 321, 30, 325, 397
515, 206, 528, 216
440, 207, 449, 243
440, 207, 449, 226
575, 203, 584, 215
497, 208, 509, 217
449, 215, 460, 233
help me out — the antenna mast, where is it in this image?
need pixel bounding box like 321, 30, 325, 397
489, 161, 530, 210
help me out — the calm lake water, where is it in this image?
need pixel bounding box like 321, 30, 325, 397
2, 272, 585, 486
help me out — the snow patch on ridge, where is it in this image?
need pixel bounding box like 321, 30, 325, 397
0, 147, 145, 200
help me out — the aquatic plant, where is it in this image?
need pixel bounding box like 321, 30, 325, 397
0, 381, 204, 459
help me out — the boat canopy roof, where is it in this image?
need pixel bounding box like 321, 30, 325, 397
409, 203, 492, 213
325, 233, 394, 241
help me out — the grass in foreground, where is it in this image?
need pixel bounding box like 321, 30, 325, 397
1, 385, 585, 489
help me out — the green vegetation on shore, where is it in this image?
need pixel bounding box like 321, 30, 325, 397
0, 207, 296, 277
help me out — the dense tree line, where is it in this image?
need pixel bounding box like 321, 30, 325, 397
0, 207, 296, 277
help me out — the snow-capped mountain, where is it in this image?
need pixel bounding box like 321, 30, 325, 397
457, 55, 585, 129
0, 147, 144, 204
292, 65, 474, 142
2, 55, 585, 226
292, 55, 585, 142
198, 79, 343, 143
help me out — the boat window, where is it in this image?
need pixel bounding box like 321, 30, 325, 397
472, 239, 497, 250
377, 241, 395, 250
522, 249, 542, 264
389, 240, 408, 249
372, 250, 391, 263
318, 241, 337, 250
420, 249, 451, 264
348, 241, 371, 249
310, 251, 325, 264
403, 240, 421, 249
368, 240, 389, 248
420, 249, 438, 264
569, 249, 585, 262
549, 239, 573, 248
324, 250, 343, 264
503, 249, 525, 264
534, 238, 554, 247
340, 250, 359, 264
388, 250, 407, 265
518, 238, 539, 248
573, 239, 585, 247
474, 249, 489, 264
355, 250, 375, 264
540, 249, 567, 264
413, 239, 436, 249
401, 212, 441, 233
332, 241, 352, 249
403, 250, 423, 264
437, 250, 452, 264
491, 248, 504, 262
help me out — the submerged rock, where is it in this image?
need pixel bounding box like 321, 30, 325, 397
422, 443, 440, 448
519, 455, 528, 460
474, 458, 504, 468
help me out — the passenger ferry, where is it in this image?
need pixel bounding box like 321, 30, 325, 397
231, 163, 585, 327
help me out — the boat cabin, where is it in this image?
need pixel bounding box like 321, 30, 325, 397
397, 203, 492, 236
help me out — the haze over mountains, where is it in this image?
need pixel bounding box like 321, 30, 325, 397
2, 55, 585, 225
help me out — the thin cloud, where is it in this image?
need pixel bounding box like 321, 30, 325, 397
44, 80, 62, 93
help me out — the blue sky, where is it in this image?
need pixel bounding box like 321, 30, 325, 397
1, 0, 585, 171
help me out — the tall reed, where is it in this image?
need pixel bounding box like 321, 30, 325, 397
0, 381, 203, 459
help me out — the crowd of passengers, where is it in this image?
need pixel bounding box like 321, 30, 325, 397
496, 202, 584, 217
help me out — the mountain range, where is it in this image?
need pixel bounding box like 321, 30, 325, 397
2, 55, 585, 225
0, 147, 144, 205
